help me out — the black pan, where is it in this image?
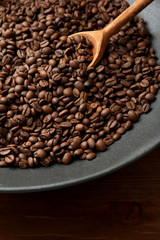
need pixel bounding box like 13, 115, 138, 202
0, 0, 159, 192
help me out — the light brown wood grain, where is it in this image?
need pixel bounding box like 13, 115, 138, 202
0, 146, 160, 240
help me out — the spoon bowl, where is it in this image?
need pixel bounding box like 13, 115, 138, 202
69, 30, 109, 68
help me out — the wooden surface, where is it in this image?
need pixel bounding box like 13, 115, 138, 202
1, 146, 160, 240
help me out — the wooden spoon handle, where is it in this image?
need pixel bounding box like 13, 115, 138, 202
104, 0, 154, 37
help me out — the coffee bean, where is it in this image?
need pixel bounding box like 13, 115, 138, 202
35, 149, 47, 159
70, 136, 82, 149
104, 138, 114, 146
28, 136, 38, 143
113, 133, 121, 141
26, 91, 35, 99
81, 141, 88, 150
19, 160, 28, 169
117, 127, 126, 135
87, 138, 95, 150
0, 39, 7, 48
0, 97, 8, 104
32, 102, 42, 112
74, 149, 83, 156
106, 78, 117, 86
0, 148, 11, 155
128, 110, 139, 122
101, 108, 111, 117
86, 152, 96, 160
108, 120, 118, 129
39, 80, 49, 88
125, 120, 132, 130
0, 104, 7, 113
0, 161, 7, 167
15, 85, 23, 93
126, 101, 135, 110
69, 60, 79, 69
53, 145, 61, 153
126, 89, 136, 97
39, 70, 47, 79
4, 29, 13, 38
42, 105, 53, 114
60, 122, 72, 128
74, 81, 84, 91
49, 59, 57, 67
28, 157, 34, 167
15, 76, 24, 85
75, 124, 84, 132
142, 103, 150, 113
63, 88, 73, 97
26, 57, 36, 65
55, 49, 63, 58
42, 47, 52, 55
62, 152, 72, 164
145, 93, 155, 102
5, 154, 15, 164
148, 58, 157, 66
96, 139, 106, 152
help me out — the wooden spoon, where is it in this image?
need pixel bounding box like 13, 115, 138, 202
69, 0, 154, 68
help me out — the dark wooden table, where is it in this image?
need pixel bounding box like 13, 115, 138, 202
1, 146, 160, 240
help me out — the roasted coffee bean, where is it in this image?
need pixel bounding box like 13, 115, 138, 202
96, 139, 106, 152
0, 148, 11, 156
15, 76, 24, 85
79, 103, 87, 113
39, 70, 47, 79
62, 152, 72, 164
0, 161, 7, 167
75, 124, 84, 132
42, 105, 53, 114
0, 39, 7, 48
86, 152, 96, 160
142, 103, 150, 113
113, 133, 121, 141
0, 0, 159, 168
74, 149, 83, 156
145, 93, 155, 102
3, 29, 13, 38
105, 138, 114, 146
0, 97, 8, 104
5, 154, 15, 164
101, 108, 111, 118
128, 110, 139, 122
32, 102, 42, 112
87, 138, 96, 150
60, 122, 72, 128
28, 157, 34, 167
28, 136, 38, 143
19, 160, 28, 169
70, 136, 82, 149
117, 127, 126, 135
34, 149, 47, 159
125, 120, 133, 130
42, 47, 52, 55
74, 81, 84, 91
69, 60, 79, 69
0, 104, 7, 113
81, 141, 88, 150
63, 88, 73, 97
26, 57, 36, 65
26, 91, 34, 99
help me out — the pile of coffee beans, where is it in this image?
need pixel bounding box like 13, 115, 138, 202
0, 0, 160, 168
